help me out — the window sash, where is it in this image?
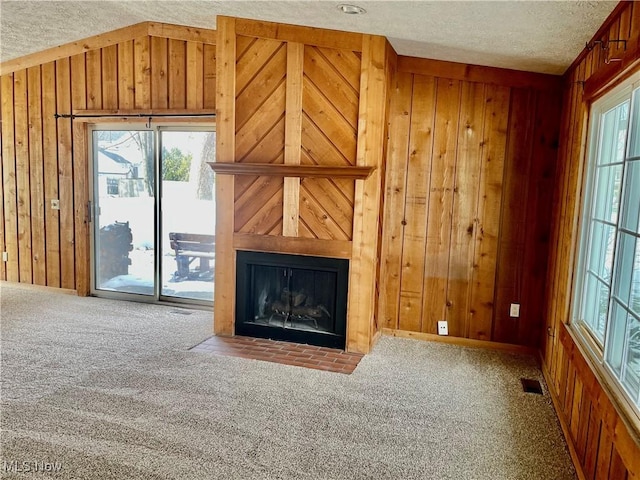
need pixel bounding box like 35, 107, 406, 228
574, 75, 640, 414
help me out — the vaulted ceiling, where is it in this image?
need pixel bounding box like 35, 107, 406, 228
0, 0, 618, 75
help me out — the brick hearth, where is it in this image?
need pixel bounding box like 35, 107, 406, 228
190, 336, 363, 374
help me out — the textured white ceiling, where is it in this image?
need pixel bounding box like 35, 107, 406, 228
0, 0, 618, 74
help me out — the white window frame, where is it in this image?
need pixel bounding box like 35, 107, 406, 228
572, 70, 640, 425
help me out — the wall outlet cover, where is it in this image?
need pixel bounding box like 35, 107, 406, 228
510, 303, 520, 318
437, 320, 448, 336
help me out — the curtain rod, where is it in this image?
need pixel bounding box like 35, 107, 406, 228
54, 113, 216, 119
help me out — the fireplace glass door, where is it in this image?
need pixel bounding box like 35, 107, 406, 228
236, 251, 348, 348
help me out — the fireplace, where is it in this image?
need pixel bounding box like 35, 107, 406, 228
235, 251, 349, 349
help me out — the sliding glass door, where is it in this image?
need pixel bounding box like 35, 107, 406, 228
160, 130, 216, 301
91, 126, 215, 304
93, 129, 155, 296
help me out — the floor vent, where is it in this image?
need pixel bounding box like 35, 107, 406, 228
521, 378, 543, 395
171, 309, 192, 315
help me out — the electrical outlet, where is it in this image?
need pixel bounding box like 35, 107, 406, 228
2, 252, 7, 262
437, 320, 448, 336
51, 199, 60, 210
510, 303, 520, 318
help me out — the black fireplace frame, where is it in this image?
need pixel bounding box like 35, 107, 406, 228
235, 250, 349, 349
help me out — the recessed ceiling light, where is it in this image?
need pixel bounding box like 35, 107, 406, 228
337, 4, 366, 15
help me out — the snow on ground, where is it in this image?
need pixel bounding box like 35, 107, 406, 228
97, 181, 215, 302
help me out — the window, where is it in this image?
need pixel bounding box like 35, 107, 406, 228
574, 71, 640, 416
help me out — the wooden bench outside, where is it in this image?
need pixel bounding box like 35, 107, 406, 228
169, 232, 215, 280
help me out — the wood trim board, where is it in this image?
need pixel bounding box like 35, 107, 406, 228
208, 162, 374, 179
233, 233, 352, 259
213, 16, 237, 336
0, 22, 217, 76
283, 42, 304, 237
233, 17, 363, 52
382, 328, 538, 356
398, 55, 562, 90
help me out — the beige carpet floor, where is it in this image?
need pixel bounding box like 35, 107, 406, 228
0, 283, 576, 479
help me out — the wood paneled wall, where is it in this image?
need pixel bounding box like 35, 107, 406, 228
542, 2, 640, 478
378, 59, 561, 348
0, 23, 216, 291
214, 17, 393, 353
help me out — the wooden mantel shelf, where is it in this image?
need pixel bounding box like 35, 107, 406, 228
207, 162, 374, 180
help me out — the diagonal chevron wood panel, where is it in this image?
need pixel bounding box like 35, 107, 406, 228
298, 45, 361, 240
234, 36, 287, 235
232, 37, 362, 239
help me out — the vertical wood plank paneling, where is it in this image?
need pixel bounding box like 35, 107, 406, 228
595, 430, 614, 479
0, 83, 4, 281
617, 3, 632, 46
584, 408, 602, 479
378, 71, 412, 329
1, 74, 19, 281
13, 69, 32, 283
555, 69, 579, 324
608, 447, 628, 480
203, 43, 216, 110
101, 45, 118, 109
492, 88, 535, 343
552, 334, 568, 396
382, 69, 560, 346
56, 57, 75, 289
519, 91, 560, 346
570, 374, 583, 440
576, 396, 592, 461
70, 53, 87, 292
631, 1, 640, 41
72, 121, 89, 295
374, 45, 395, 335
151, 36, 168, 109
118, 40, 135, 109
27, 66, 46, 285
612, 420, 640, 478
468, 85, 510, 340
214, 17, 237, 336
85, 49, 102, 109
558, 344, 570, 404
283, 42, 304, 237
549, 77, 573, 373
168, 39, 186, 109
421, 78, 460, 334
347, 34, 388, 352
544, 76, 573, 370
186, 41, 204, 109
606, 17, 621, 64
134, 36, 151, 109
555, 65, 582, 331
397, 74, 435, 332
549, 78, 578, 379
446, 81, 485, 338
563, 60, 588, 321
41, 61, 60, 287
